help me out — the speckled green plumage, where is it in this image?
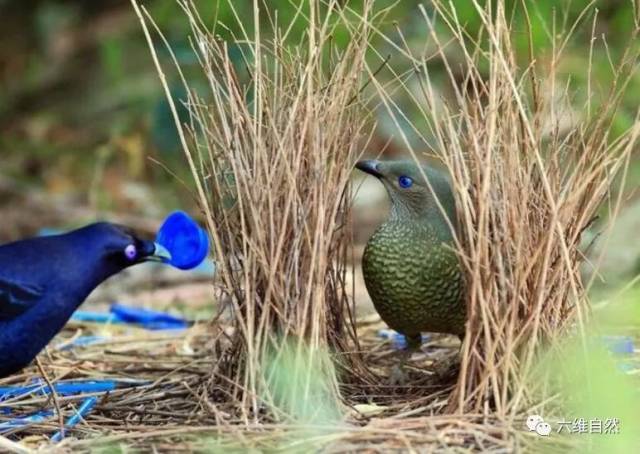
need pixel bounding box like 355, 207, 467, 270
363, 217, 465, 337
358, 159, 466, 340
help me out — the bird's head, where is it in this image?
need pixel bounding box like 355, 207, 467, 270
70, 222, 172, 277
355, 159, 457, 226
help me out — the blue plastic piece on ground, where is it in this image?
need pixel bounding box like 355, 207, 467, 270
110, 303, 190, 330
601, 335, 634, 355
0, 380, 148, 436
69, 304, 190, 331
0, 380, 117, 401
51, 396, 98, 442
71, 311, 123, 324
377, 329, 431, 350
0, 410, 55, 432
156, 211, 209, 270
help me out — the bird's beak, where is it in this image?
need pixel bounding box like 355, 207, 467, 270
142, 241, 172, 263
355, 159, 383, 178
152, 242, 172, 262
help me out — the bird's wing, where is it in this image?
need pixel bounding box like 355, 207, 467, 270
0, 275, 44, 320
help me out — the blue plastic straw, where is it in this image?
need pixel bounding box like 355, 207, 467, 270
110, 303, 190, 330
69, 304, 190, 331
51, 396, 98, 442
0, 409, 55, 432
0, 380, 117, 401
71, 311, 122, 324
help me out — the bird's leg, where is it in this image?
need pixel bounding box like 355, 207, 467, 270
388, 333, 422, 386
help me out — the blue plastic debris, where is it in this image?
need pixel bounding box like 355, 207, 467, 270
51, 396, 99, 442
156, 211, 209, 270
110, 303, 190, 330
0, 380, 117, 401
71, 311, 121, 324
69, 303, 190, 331
0, 380, 147, 436
601, 335, 634, 355
377, 329, 431, 350
0, 410, 55, 432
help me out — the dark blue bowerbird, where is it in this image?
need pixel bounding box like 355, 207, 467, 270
0, 223, 171, 378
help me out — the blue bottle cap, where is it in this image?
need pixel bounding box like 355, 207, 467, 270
155, 211, 209, 270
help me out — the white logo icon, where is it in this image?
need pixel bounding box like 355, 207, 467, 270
535, 422, 552, 436
526, 415, 544, 431
526, 415, 551, 436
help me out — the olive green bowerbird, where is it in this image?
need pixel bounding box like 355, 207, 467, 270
356, 159, 466, 383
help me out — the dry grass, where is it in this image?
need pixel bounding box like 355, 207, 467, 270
0, 322, 214, 452
132, 0, 376, 423
125, 0, 640, 451
363, 0, 640, 417
1, 320, 528, 452
8, 316, 639, 451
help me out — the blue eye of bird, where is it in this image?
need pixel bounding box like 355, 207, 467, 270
124, 244, 137, 261
398, 176, 413, 189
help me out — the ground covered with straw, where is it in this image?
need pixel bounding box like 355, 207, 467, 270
5, 306, 637, 452
1, 313, 539, 452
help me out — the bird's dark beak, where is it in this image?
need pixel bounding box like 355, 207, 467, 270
152, 242, 172, 262
140, 240, 172, 263
355, 159, 383, 178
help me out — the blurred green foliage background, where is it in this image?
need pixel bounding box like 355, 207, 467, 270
1, 1, 638, 171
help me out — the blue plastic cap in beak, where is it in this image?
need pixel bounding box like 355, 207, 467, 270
155, 211, 209, 270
